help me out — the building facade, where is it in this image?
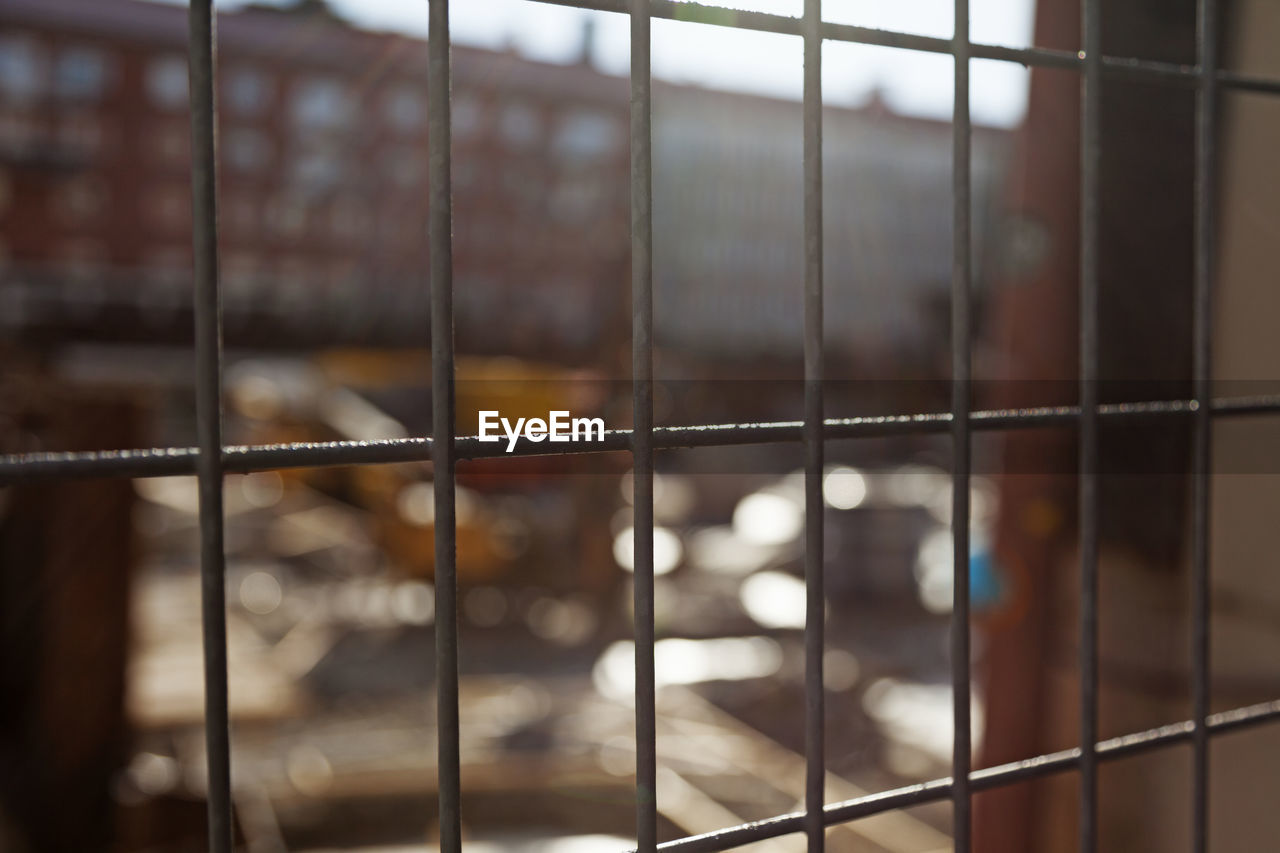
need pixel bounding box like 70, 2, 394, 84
0, 0, 1006, 368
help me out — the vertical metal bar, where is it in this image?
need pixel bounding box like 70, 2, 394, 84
1191, 0, 1218, 849
630, 1, 657, 850
428, 1, 461, 849
1078, 0, 1102, 848
186, 2, 230, 851
950, 0, 972, 849
801, 1, 825, 851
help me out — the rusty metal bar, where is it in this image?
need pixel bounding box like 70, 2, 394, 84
427, 0, 461, 848
185, 1, 231, 850
1191, 0, 1220, 849
950, 0, 973, 847
185, 1, 232, 850
798, 0, 829, 845
801, 1, 825, 850
1077, 0, 1102, 846
630, 0, 657, 848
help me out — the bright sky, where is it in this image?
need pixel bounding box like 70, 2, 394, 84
179, 0, 1037, 127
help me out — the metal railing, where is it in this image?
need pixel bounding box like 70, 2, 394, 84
3, 1, 1280, 851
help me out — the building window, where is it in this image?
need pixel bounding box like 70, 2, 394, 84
224, 127, 271, 173
454, 159, 479, 190
265, 193, 307, 238
503, 167, 545, 210
222, 193, 257, 234
147, 55, 188, 110
0, 35, 46, 102
225, 66, 271, 117
150, 120, 188, 165
329, 197, 370, 240
452, 93, 483, 139
499, 102, 541, 149
0, 111, 38, 153
58, 111, 106, 156
384, 85, 425, 133
222, 251, 260, 301
145, 184, 190, 230
327, 260, 361, 294
291, 77, 351, 129
54, 46, 112, 101
59, 239, 107, 282
553, 109, 622, 161
274, 256, 311, 310
292, 144, 344, 192
383, 146, 425, 187
143, 247, 189, 287
549, 175, 604, 225
56, 177, 107, 223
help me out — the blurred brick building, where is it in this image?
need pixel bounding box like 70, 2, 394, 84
0, 0, 1007, 370
0, 0, 630, 359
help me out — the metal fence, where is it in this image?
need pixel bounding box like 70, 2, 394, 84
4, 0, 1280, 851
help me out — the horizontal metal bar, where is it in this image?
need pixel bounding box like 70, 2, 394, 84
527, 0, 1280, 96
644, 699, 1280, 853
3, 395, 1279, 483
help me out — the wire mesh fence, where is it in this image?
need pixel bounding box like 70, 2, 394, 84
3, 1, 1280, 851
